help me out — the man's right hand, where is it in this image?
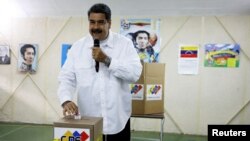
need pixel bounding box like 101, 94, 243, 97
62, 101, 79, 116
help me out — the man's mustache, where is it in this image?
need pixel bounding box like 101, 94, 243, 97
91, 29, 102, 34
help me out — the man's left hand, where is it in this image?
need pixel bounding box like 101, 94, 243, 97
92, 47, 107, 62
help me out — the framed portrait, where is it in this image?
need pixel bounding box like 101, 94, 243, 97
0, 45, 10, 65
18, 43, 38, 73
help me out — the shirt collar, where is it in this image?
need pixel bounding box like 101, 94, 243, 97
87, 30, 114, 49
101, 31, 114, 48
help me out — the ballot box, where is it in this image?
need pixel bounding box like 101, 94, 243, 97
53, 116, 103, 141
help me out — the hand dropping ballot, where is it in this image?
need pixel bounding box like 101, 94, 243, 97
74, 114, 81, 120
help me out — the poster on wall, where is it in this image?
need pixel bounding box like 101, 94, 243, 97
0, 45, 10, 64
120, 19, 161, 63
61, 44, 72, 67
204, 43, 240, 68
18, 43, 38, 73
178, 44, 199, 75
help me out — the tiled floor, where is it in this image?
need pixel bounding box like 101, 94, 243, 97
0, 122, 207, 141
131, 131, 207, 141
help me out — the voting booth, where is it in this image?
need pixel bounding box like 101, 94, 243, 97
130, 63, 166, 141
53, 116, 103, 141
131, 63, 165, 115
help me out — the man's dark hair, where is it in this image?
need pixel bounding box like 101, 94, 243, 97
88, 3, 111, 21
20, 44, 36, 59
133, 30, 150, 40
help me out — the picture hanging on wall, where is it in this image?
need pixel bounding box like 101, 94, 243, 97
178, 44, 199, 75
18, 43, 38, 73
204, 43, 240, 68
120, 18, 161, 63
61, 44, 72, 67
0, 45, 10, 64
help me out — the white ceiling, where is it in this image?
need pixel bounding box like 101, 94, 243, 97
7, 0, 250, 17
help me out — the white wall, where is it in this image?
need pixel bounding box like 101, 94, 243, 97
0, 16, 249, 135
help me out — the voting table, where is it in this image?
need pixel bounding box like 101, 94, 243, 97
131, 114, 165, 141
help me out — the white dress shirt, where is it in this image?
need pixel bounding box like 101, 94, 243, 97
57, 31, 142, 134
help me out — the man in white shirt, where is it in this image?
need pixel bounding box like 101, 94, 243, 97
57, 3, 142, 141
